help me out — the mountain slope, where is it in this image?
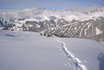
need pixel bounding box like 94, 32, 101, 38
0, 30, 104, 70
41, 17, 104, 41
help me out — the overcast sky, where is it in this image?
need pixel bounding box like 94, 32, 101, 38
0, 0, 104, 10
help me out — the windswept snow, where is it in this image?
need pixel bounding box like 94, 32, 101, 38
0, 30, 104, 70
0, 30, 69, 70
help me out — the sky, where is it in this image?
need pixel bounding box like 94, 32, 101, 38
0, 0, 104, 10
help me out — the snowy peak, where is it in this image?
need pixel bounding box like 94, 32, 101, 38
0, 6, 104, 41
0, 6, 104, 21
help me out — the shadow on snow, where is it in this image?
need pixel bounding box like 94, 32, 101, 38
98, 53, 104, 70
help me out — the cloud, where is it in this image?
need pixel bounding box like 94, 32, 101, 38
0, 0, 103, 10
33, 0, 88, 9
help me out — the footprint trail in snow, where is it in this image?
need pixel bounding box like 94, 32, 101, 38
56, 38, 87, 70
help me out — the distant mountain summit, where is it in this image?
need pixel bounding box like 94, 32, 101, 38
0, 6, 104, 41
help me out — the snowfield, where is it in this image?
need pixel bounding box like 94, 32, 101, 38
0, 30, 104, 70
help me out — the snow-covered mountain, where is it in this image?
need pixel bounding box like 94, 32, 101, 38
41, 17, 104, 41
0, 6, 104, 41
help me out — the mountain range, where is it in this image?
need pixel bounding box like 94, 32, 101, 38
0, 6, 104, 41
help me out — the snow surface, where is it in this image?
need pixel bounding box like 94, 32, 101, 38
0, 30, 104, 70
96, 27, 102, 35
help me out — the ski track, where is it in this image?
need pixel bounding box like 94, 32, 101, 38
56, 38, 87, 70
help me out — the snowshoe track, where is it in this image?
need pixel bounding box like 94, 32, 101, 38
56, 38, 87, 70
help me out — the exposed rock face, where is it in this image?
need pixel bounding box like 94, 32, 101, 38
41, 17, 104, 41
